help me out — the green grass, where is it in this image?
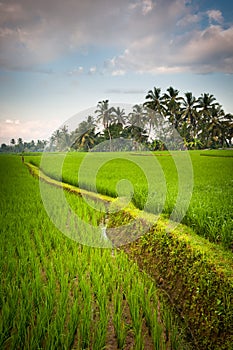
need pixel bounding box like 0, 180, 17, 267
200, 149, 233, 157
0, 155, 188, 349
26, 149, 233, 249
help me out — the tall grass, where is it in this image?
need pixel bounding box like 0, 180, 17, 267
27, 150, 233, 248
0, 155, 188, 349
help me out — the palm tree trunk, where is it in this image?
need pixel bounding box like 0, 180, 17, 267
107, 127, 112, 151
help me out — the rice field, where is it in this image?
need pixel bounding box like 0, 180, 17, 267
27, 150, 233, 249
0, 155, 190, 350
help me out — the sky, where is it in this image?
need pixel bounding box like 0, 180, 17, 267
0, 0, 233, 144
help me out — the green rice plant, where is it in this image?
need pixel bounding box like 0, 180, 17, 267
78, 276, 93, 349
113, 289, 127, 349
92, 299, 109, 350
26, 150, 233, 249
0, 155, 192, 349
127, 284, 144, 348
152, 313, 164, 350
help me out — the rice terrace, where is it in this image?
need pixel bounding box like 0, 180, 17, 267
1, 90, 233, 350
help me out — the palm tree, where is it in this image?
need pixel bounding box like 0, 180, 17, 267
10, 138, 15, 152
51, 129, 62, 151
126, 104, 147, 149
17, 138, 24, 153
197, 93, 219, 147
128, 104, 146, 129
72, 115, 96, 142
181, 92, 199, 137
144, 107, 159, 138
144, 87, 166, 116
95, 100, 113, 151
60, 125, 71, 151
72, 128, 96, 151
222, 114, 233, 147
197, 93, 218, 121
95, 100, 112, 128
206, 106, 231, 148
111, 106, 126, 126
163, 86, 183, 129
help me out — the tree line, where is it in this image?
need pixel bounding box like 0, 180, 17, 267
1, 86, 232, 153
0, 138, 47, 153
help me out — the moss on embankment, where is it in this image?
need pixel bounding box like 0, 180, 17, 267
108, 211, 233, 350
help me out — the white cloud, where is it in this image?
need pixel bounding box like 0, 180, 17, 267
5, 119, 20, 124
68, 66, 84, 76
142, 0, 154, 15
0, 0, 129, 70
89, 66, 97, 75
0, 0, 232, 75
107, 16, 233, 75
207, 10, 224, 24
112, 69, 126, 76
0, 118, 60, 144
177, 13, 202, 27
106, 88, 145, 94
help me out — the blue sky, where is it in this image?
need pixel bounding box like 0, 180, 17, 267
0, 0, 233, 144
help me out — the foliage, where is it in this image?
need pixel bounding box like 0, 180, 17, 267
119, 216, 233, 350
1, 86, 232, 153
0, 155, 188, 349
26, 150, 233, 249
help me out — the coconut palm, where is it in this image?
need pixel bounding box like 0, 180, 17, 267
111, 106, 126, 126
222, 114, 233, 147
72, 128, 96, 151
60, 125, 71, 151
181, 92, 199, 137
206, 106, 231, 147
144, 87, 166, 116
197, 93, 218, 122
163, 86, 183, 129
95, 100, 114, 151
17, 138, 24, 153
196, 93, 219, 147
72, 115, 96, 142
95, 100, 112, 128
128, 104, 146, 129
144, 107, 160, 138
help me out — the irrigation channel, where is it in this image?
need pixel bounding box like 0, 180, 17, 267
1, 155, 232, 350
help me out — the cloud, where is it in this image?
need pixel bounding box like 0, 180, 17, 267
0, 0, 232, 75
0, 0, 129, 71
106, 8, 233, 75
68, 66, 84, 76
112, 69, 126, 76
128, 0, 154, 15
207, 10, 224, 24
142, 0, 154, 15
0, 118, 60, 144
177, 13, 202, 27
88, 66, 97, 75
172, 25, 233, 73
106, 88, 145, 94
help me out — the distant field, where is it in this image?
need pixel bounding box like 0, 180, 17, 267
200, 149, 233, 157
26, 150, 233, 249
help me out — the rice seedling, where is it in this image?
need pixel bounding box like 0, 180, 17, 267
26, 149, 233, 248
1, 155, 189, 349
